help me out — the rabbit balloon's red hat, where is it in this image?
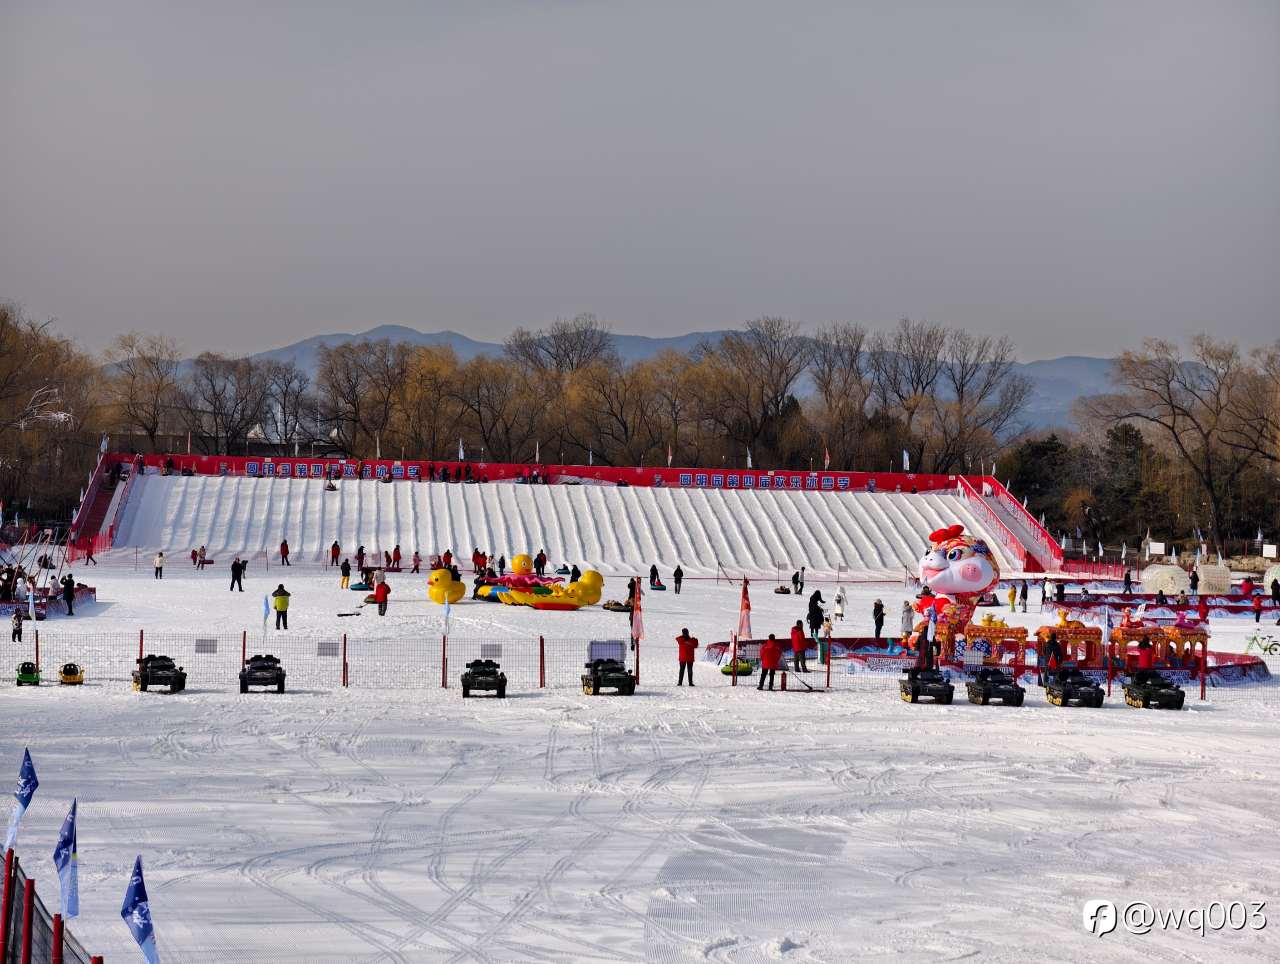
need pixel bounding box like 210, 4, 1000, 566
928, 524, 965, 545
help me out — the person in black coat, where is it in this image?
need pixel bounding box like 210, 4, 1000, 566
673, 565, 683, 594
570, 564, 581, 583
649, 564, 659, 588
807, 590, 824, 637
872, 599, 885, 639
60, 573, 76, 615
230, 557, 245, 592
1190, 569, 1200, 593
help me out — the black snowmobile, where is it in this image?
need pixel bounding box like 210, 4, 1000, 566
133, 654, 187, 694
1044, 668, 1105, 707
1123, 669, 1185, 710
239, 654, 286, 693
899, 666, 954, 704
582, 658, 636, 695
461, 659, 507, 698
966, 667, 1025, 706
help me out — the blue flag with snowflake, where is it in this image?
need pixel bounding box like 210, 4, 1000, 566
121, 855, 160, 963
4, 748, 38, 852
53, 798, 79, 917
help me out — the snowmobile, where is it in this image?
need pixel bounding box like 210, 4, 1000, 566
1123, 669, 1185, 710
461, 659, 507, 698
133, 654, 187, 694
15, 661, 40, 686
582, 658, 636, 695
239, 654, 286, 693
1044, 668, 1104, 707
965, 667, 1025, 706
58, 662, 85, 685
899, 666, 953, 704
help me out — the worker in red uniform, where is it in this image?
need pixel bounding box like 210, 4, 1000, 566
279, 539, 291, 566
758, 634, 782, 691
1254, 593, 1264, 624
374, 579, 391, 616
676, 629, 699, 686
1136, 636, 1154, 670
392, 545, 402, 569
789, 620, 810, 673
330, 541, 341, 567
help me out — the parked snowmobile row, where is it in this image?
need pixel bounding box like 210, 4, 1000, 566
900, 666, 1187, 710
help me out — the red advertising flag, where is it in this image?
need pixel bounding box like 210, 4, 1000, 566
631, 583, 644, 641
736, 578, 752, 639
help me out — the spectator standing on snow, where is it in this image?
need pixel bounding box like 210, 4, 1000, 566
872, 599, 884, 639
649, 564, 659, 588
791, 571, 800, 594
442, 548, 453, 569
197, 546, 207, 570
190, 548, 198, 567
534, 550, 546, 576
676, 629, 698, 686
330, 541, 341, 567
498, 555, 506, 576
1190, 569, 1200, 593
1007, 585, 1017, 612
570, 564, 581, 583
392, 545, 402, 569
356, 546, 367, 570
673, 565, 683, 594
1123, 570, 1133, 595
411, 551, 421, 574
271, 584, 291, 629
807, 591, 824, 639
798, 567, 806, 593
834, 586, 846, 622
375, 579, 390, 616
10, 609, 22, 642
791, 620, 810, 673
279, 539, 290, 566
1271, 578, 1280, 606
900, 601, 914, 643
1254, 594, 1264, 624
340, 558, 351, 589
1019, 580, 1028, 613
758, 634, 782, 690
60, 573, 76, 615
153, 551, 165, 579
230, 557, 245, 592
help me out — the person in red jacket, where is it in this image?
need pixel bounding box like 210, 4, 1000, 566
790, 620, 810, 673
330, 541, 340, 567
442, 549, 453, 568
758, 634, 782, 690
279, 539, 291, 566
1136, 636, 1154, 670
676, 629, 699, 686
374, 579, 391, 616
1197, 595, 1209, 624
392, 545, 402, 569
1254, 593, 1264, 624
411, 551, 421, 574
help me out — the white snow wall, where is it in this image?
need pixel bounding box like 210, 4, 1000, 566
113, 475, 1019, 577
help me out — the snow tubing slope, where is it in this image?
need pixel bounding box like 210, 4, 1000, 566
113, 474, 1018, 577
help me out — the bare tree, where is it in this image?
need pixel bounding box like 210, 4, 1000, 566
868, 319, 948, 460
504, 313, 617, 376
177, 354, 270, 454
449, 357, 536, 461
262, 360, 315, 452
807, 323, 871, 468
105, 332, 183, 451
1081, 336, 1264, 551
924, 331, 1031, 472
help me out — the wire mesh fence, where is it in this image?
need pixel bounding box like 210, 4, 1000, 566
14, 630, 635, 695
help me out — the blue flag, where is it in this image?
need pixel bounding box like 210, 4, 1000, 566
121, 855, 160, 963
262, 594, 270, 625
4, 748, 38, 852
53, 799, 79, 918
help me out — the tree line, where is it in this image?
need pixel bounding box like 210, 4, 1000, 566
1, 302, 1276, 551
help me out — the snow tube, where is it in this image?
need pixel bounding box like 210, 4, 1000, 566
650, 583, 666, 591
350, 582, 371, 592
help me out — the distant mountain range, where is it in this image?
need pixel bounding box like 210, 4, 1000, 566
251, 325, 1115, 430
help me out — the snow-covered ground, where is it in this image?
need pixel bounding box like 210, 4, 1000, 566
3, 565, 1278, 962
113, 474, 1020, 577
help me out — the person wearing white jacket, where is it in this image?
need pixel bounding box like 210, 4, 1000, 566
153, 551, 165, 580
833, 586, 846, 621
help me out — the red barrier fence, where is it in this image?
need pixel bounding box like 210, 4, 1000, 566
0, 852, 97, 964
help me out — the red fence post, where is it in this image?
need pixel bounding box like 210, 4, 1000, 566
1106, 645, 1113, 697
138, 628, 144, 663
634, 635, 640, 686
342, 634, 348, 688
33, 629, 39, 672
538, 636, 545, 688
441, 636, 447, 688
826, 643, 832, 689
241, 630, 247, 667
51, 914, 64, 964
1200, 642, 1207, 702
0, 848, 14, 964
91, 959, 103, 964
20, 877, 33, 964
731, 635, 738, 688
